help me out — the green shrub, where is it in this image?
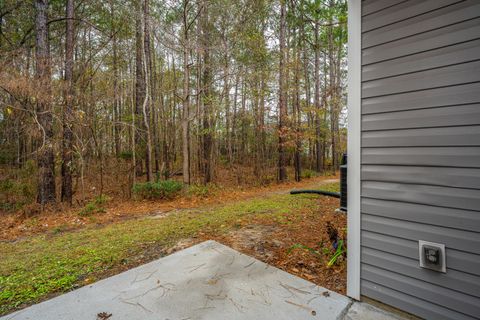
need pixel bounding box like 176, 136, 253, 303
132, 180, 183, 200
301, 169, 318, 179
79, 203, 105, 216
93, 194, 111, 205
0, 177, 36, 211
118, 151, 133, 160
19, 160, 36, 179
79, 195, 110, 216
0, 180, 14, 194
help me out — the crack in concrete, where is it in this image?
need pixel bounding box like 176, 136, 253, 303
337, 300, 354, 320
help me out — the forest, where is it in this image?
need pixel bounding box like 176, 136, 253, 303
0, 0, 347, 209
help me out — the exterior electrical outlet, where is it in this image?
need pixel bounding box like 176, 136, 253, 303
418, 241, 446, 273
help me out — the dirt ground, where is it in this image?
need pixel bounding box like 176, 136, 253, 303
202, 196, 347, 294
0, 175, 338, 241
163, 195, 347, 295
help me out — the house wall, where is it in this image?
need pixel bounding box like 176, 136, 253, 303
359, 1, 480, 319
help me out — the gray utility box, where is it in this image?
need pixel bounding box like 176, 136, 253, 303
418, 240, 446, 273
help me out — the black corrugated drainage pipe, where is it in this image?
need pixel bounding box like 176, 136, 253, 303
290, 189, 340, 197
290, 153, 347, 212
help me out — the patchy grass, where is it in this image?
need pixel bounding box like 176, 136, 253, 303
0, 192, 322, 316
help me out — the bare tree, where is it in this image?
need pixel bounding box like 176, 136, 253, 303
314, 19, 323, 173
143, 0, 153, 182
35, 0, 56, 204
134, 0, 147, 180
61, 0, 75, 204
201, 0, 213, 184
277, 0, 287, 182
181, 0, 199, 185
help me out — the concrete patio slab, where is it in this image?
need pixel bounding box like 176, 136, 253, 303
2, 240, 351, 320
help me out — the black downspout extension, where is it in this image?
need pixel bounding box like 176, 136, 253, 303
290, 189, 340, 197
290, 153, 347, 212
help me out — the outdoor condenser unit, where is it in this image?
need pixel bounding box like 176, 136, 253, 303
340, 154, 347, 212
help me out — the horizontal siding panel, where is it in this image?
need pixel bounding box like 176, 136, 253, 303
362, 264, 480, 318
362, 60, 480, 98
362, 214, 480, 255
362, 0, 408, 17
363, 18, 480, 65
362, 104, 480, 130
362, 0, 460, 32
362, 280, 476, 320
362, 39, 480, 81
362, 82, 480, 114
362, 147, 480, 168
362, 1, 480, 48
362, 165, 480, 189
361, 1, 480, 318
361, 198, 480, 233
362, 126, 480, 147
361, 247, 480, 297
362, 181, 480, 211
362, 231, 480, 276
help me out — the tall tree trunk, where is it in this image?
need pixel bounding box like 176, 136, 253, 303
277, 0, 287, 181
181, 0, 191, 185
314, 20, 323, 173
143, 0, 153, 182
35, 0, 56, 204
135, 0, 146, 179
301, 22, 312, 169
150, 39, 160, 174
222, 48, 231, 165
293, 31, 301, 182
61, 0, 74, 204
230, 71, 239, 163
111, 0, 121, 157
259, 72, 266, 165
201, 1, 213, 184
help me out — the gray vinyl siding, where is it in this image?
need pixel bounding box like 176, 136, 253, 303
360, 1, 480, 319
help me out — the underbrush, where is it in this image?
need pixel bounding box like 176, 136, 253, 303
78, 195, 110, 216
301, 169, 318, 179
186, 183, 219, 198
0, 161, 36, 212
132, 180, 183, 200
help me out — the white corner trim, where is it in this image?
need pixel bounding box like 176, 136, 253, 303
347, 0, 361, 301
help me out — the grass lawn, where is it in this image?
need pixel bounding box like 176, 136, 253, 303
0, 182, 341, 316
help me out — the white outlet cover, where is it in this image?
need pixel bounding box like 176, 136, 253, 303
418, 240, 446, 273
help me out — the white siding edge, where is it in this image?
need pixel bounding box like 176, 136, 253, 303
347, 0, 361, 301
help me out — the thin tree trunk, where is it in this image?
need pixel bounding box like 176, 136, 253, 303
111, 0, 121, 156
143, 0, 153, 182
230, 71, 239, 164
181, 0, 191, 184
293, 31, 301, 182
134, 0, 146, 179
277, 0, 287, 182
314, 20, 323, 173
201, 1, 213, 184
61, 0, 74, 204
223, 50, 231, 165
35, 0, 56, 205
